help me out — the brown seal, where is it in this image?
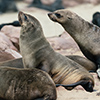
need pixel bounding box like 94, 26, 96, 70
18, 11, 94, 92
0, 66, 57, 100
48, 9, 100, 77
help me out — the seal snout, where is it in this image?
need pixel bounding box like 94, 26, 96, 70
18, 11, 28, 25
18, 11, 24, 25
48, 13, 57, 22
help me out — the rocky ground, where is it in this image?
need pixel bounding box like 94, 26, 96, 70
0, 0, 100, 100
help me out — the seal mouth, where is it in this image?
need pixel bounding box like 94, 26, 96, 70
48, 13, 57, 22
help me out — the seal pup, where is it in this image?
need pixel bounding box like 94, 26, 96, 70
48, 9, 100, 77
0, 66, 57, 100
18, 11, 94, 92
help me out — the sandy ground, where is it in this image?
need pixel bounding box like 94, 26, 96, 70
0, 1, 100, 100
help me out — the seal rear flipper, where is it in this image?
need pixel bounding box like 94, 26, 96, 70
56, 80, 93, 92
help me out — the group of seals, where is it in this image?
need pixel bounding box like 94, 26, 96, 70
0, 12, 57, 100
18, 11, 94, 92
0, 10, 96, 99
48, 9, 100, 77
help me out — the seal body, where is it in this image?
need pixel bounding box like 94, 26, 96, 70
18, 11, 94, 92
0, 67, 57, 100
48, 9, 100, 77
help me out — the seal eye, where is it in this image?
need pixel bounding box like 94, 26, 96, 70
24, 14, 27, 20
68, 17, 72, 20
55, 13, 62, 18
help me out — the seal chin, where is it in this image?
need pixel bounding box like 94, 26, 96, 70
48, 13, 57, 22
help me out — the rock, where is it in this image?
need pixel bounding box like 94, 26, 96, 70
0, 32, 21, 62
0, 32, 17, 51
47, 31, 80, 55
1, 25, 21, 51
0, 51, 15, 62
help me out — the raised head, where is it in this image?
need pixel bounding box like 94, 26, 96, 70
18, 11, 43, 38
48, 9, 86, 36
48, 9, 76, 24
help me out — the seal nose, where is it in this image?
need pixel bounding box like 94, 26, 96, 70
48, 13, 53, 17
48, 13, 57, 22
18, 11, 28, 26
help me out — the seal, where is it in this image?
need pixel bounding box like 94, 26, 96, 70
92, 12, 100, 27
18, 11, 94, 92
0, 66, 57, 100
48, 9, 100, 77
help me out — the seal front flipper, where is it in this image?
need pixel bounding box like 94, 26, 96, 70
56, 80, 93, 92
